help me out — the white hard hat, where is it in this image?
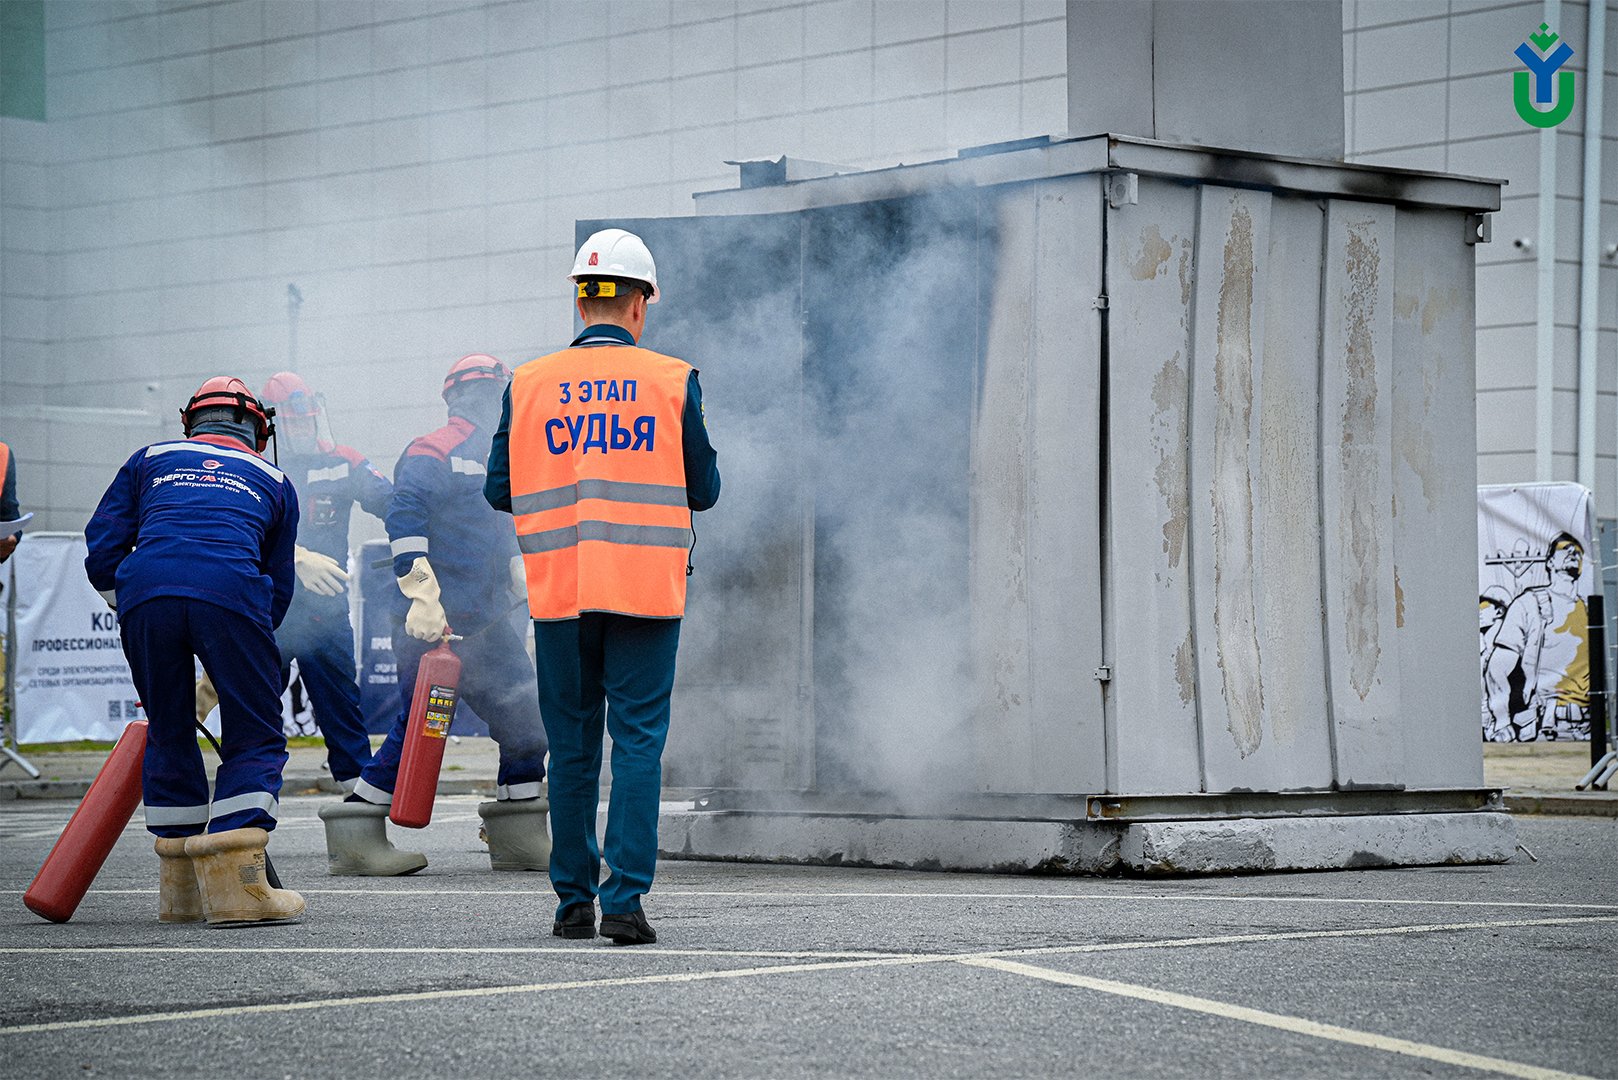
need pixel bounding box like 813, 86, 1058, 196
569, 228, 658, 303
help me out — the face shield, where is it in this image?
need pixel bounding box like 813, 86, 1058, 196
276, 388, 333, 453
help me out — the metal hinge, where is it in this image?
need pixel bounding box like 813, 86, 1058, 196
1107, 172, 1138, 209
1094, 665, 1112, 682
1465, 213, 1492, 245
1092, 294, 1109, 310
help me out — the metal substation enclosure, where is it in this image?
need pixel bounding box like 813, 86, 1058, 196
584, 134, 1514, 873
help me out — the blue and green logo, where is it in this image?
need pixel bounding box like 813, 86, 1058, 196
1514, 23, 1576, 128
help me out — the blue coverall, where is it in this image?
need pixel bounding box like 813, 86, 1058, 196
276, 443, 392, 788
486, 323, 720, 918
85, 435, 299, 837
352, 415, 548, 804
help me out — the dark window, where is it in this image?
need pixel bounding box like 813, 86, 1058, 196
1, 1, 46, 122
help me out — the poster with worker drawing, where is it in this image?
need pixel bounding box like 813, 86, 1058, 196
1478, 483, 1598, 742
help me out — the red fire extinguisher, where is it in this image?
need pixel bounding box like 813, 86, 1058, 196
389, 634, 462, 829
24, 720, 148, 923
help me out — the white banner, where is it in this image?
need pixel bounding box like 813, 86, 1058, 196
1478, 483, 1597, 742
11, 533, 142, 742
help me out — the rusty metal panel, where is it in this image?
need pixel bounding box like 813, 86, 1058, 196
1187, 185, 1274, 791
1103, 177, 1203, 795
1391, 207, 1484, 789
1320, 199, 1405, 789
1250, 195, 1335, 789
971, 175, 1106, 794
1185, 187, 1338, 792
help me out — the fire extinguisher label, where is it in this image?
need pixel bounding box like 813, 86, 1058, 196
424, 684, 457, 739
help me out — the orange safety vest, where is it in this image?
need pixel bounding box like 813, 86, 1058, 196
0, 442, 10, 495
508, 345, 693, 621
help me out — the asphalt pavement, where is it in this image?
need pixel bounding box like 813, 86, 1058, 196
6, 738, 1615, 814
1, 795, 1614, 1079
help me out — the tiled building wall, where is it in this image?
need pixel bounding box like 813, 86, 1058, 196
0, 0, 1068, 531
10, 0, 1614, 530
1344, 0, 1618, 514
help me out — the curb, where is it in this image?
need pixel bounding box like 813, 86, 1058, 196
1502, 791, 1618, 818
0, 774, 501, 802
4, 778, 1615, 817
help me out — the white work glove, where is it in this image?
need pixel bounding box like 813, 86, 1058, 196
398, 556, 447, 642
509, 555, 526, 596
294, 545, 350, 596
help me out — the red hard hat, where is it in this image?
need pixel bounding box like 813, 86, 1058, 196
442, 354, 509, 400
259, 371, 320, 417
181, 376, 275, 452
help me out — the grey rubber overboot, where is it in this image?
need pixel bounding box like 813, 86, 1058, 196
477, 797, 552, 871
317, 801, 428, 877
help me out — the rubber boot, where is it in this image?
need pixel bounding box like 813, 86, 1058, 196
184, 828, 305, 927
154, 837, 203, 924
477, 797, 552, 871
317, 801, 428, 876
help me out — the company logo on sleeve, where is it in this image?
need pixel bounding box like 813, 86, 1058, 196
1514, 23, 1576, 128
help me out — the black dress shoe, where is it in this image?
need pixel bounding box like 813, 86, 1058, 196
599, 909, 656, 945
552, 902, 596, 939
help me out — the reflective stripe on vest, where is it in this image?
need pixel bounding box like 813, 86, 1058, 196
511, 478, 688, 515
507, 345, 693, 621
518, 520, 693, 554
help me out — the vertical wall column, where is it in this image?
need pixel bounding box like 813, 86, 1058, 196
1320, 200, 1403, 790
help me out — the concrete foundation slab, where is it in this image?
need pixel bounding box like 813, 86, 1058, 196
1120, 812, 1518, 873
658, 810, 1517, 876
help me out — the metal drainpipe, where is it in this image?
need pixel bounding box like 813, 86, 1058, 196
1537, 0, 1561, 482
1580, 0, 1607, 493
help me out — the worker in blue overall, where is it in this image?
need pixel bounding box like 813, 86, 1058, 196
317, 355, 550, 876
488, 230, 720, 944
84, 377, 305, 926
258, 371, 391, 795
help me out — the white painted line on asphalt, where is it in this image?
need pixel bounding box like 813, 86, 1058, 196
0, 913, 1611, 1037
653, 890, 1618, 912
0, 954, 939, 1037
7, 915, 1613, 962
5, 887, 1616, 913
0, 945, 907, 960
961, 956, 1597, 1080
993, 913, 1618, 959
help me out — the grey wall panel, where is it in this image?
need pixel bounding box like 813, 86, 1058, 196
1321, 199, 1404, 790
971, 175, 1106, 794
1065, 0, 1155, 138
1103, 177, 1203, 795
1026, 175, 1106, 793
1391, 208, 1485, 790
1188, 185, 1274, 791
971, 184, 1039, 793
1251, 195, 1335, 789
1150, 1, 1346, 160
